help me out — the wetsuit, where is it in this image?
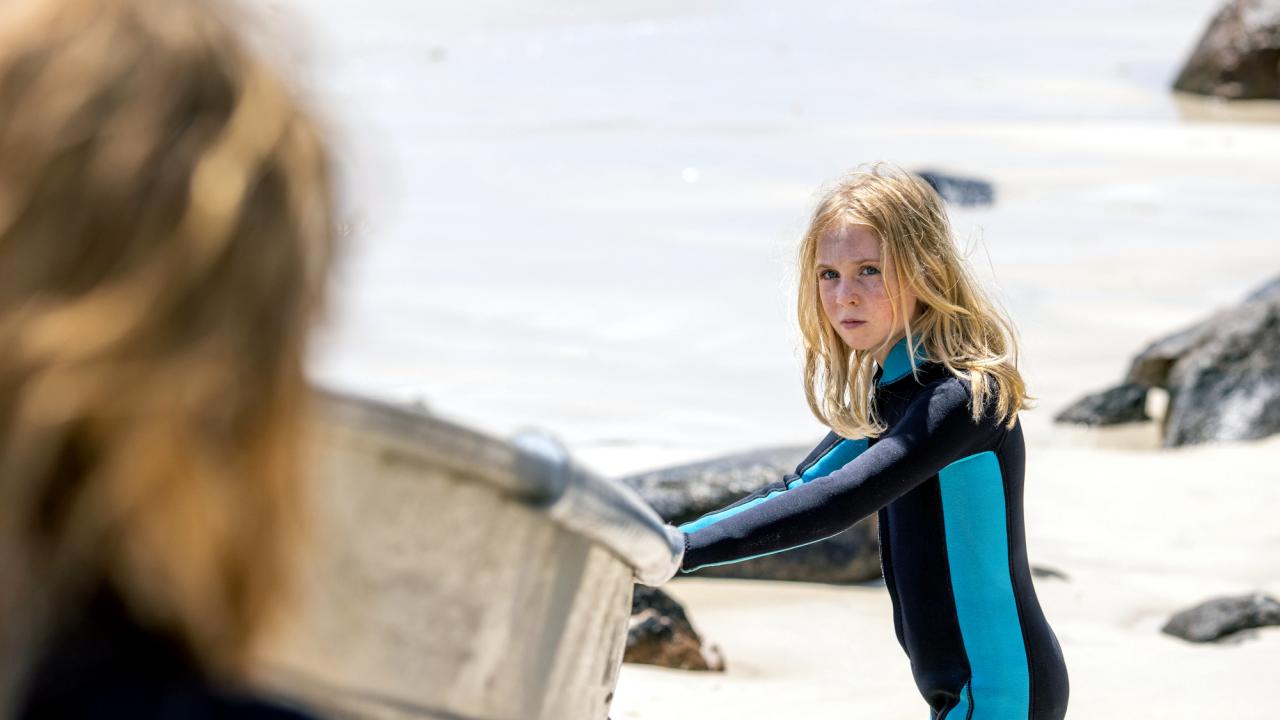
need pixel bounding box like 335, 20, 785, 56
677, 335, 1069, 720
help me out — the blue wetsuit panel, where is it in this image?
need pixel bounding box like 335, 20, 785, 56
939, 451, 1030, 719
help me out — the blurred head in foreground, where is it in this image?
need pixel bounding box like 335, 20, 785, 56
796, 162, 1035, 440
0, 0, 335, 711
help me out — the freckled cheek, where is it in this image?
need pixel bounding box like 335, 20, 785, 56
818, 291, 838, 323
863, 278, 889, 301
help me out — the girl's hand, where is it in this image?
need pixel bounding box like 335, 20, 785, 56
636, 524, 686, 587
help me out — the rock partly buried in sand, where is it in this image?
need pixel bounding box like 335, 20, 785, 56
1172, 0, 1280, 100
1056, 274, 1280, 447
1030, 565, 1070, 581
1161, 593, 1280, 643
622, 446, 881, 582
1052, 382, 1150, 426
625, 585, 725, 671
914, 169, 995, 208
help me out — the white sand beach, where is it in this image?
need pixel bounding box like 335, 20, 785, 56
612, 432, 1280, 720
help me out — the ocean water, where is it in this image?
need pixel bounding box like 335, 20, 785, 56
269, 0, 1280, 475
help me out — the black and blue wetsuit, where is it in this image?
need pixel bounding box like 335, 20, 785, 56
677, 335, 1069, 720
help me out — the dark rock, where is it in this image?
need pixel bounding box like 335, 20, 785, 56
1172, 0, 1280, 100
622, 446, 882, 583
1145, 294, 1280, 447
1052, 382, 1150, 426
625, 585, 724, 671
1056, 274, 1280, 447
1031, 565, 1070, 581
914, 169, 996, 208
1161, 592, 1280, 642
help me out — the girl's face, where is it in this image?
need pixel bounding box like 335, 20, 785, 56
816, 223, 919, 365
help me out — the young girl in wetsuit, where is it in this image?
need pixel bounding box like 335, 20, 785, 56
665, 163, 1069, 720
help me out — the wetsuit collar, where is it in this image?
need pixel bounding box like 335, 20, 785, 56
873, 334, 930, 387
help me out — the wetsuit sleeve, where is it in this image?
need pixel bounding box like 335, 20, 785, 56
670, 431, 843, 540
680, 375, 1006, 573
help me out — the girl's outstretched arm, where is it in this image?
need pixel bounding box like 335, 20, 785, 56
677, 375, 1006, 573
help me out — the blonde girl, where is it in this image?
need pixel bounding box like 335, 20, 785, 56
670, 163, 1068, 720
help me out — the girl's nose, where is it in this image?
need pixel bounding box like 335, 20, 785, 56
836, 280, 859, 305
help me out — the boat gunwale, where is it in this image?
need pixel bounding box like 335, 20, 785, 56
313, 387, 683, 587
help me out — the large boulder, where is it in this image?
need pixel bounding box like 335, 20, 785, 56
1055, 275, 1280, 447
624, 585, 724, 671
1161, 593, 1280, 643
621, 446, 882, 583
1127, 277, 1280, 390
1172, 0, 1280, 99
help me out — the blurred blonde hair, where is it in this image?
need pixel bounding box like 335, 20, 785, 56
797, 162, 1035, 439
0, 0, 335, 702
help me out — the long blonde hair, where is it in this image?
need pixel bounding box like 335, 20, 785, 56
797, 162, 1035, 439
0, 0, 336, 703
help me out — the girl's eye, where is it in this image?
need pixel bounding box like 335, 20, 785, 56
860, 266, 880, 276
819, 269, 838, 280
